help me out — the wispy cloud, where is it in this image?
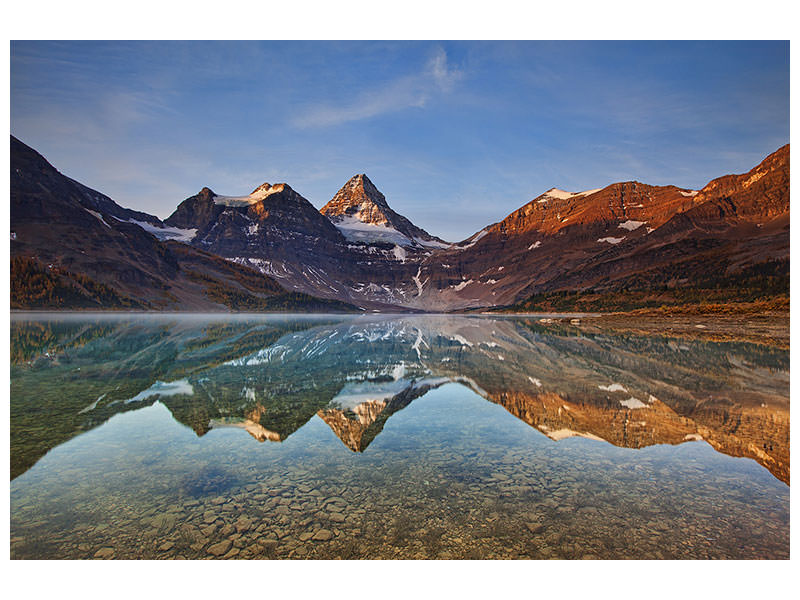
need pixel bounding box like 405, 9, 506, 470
292, 48, 462, 129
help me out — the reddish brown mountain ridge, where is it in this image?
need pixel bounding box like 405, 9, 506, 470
409, 145, 789, 310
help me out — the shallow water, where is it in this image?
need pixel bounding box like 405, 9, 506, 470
10, 314, 790, 559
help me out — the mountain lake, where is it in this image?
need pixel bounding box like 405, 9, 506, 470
9, 313, 789, 559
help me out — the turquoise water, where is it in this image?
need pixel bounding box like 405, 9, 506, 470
9, 314, 789, 559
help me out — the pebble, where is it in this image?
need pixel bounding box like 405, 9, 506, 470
235, 518, 253, 533
207, 540, 232, 556
93, 547, 115, 559
313, 529, 333, 541
245, 543, 264, 556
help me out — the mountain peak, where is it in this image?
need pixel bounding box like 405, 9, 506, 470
322, 174, 392, 226
335, 174, 390, 212
212, 183, 288, 207
251, 182, 273, 195
321, 174, 448, 247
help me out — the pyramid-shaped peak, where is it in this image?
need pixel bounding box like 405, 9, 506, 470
337, 173, 388, 206
321, 174, 450, 247
322, 174, 392, 224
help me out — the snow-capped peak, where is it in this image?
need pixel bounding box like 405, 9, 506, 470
538, 187, 603, 202
544, 188, 578, 200
214, 183, 285, 207
321, 173, 450, 248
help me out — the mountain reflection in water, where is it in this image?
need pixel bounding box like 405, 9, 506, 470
11, 314, 789, 484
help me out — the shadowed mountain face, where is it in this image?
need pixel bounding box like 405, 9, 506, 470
11, 314, 789, 484
163, 176, 441, 310
9, 136, 358, 312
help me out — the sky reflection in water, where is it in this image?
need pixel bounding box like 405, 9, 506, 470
10, 314, 789, 559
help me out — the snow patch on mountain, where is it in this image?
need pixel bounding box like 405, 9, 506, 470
459, 229, 488, 249
414, 237, 452, 249
545, 188, 576, 200
334, 216, 415, 246
618, 220, 646, 231
128, 219, 197, 242
539, 187, 603, 201
597, 236, 625, 244
412, 268, 425, 296
620, 397, 648, 409
84, 208, 111, 228
599, 383, 627, 392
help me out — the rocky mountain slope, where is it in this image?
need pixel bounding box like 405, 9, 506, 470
164, 175, 437, 309
321, 173, 448, 248
11, 135, 789, 312
408, 145, 789, 310
10, 136, 356, 312
164, 146, 788, 311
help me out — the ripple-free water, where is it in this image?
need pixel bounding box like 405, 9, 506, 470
10, 314, 789, 559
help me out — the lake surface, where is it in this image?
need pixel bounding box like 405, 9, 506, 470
10, 313, 789, 559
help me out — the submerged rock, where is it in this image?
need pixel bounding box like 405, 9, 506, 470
207, 539, 232, 556
93, 547, 115, 559
313, 529, 333, 541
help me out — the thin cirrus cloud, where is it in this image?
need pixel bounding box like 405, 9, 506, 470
292, 48, 462, 129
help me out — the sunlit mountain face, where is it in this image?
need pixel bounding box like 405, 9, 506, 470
10, 314, 789, 559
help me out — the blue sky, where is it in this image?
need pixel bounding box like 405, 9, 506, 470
11, 41, 789, 242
